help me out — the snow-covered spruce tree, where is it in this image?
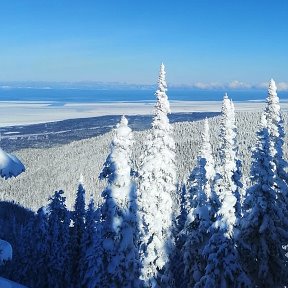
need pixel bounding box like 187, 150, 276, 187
99, 115, 140, 287
80, 198, 103, 288
47, 190, 71, 288
9, 214, 35, 286
70, 177, 86, 287
29, 207, 49, 287
264, 79, 288, 196
214, 94, 243, 224
8, 209, 48, 288
137, 63, 176, 287
265, 79, 284, 157
181, 118, 216, 287
193, 97, 251, 287
230, 99, 245, 217
238, 114, 288, 287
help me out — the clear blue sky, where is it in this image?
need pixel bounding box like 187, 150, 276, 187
0, 0, 287, 85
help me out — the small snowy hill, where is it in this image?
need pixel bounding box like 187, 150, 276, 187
0, 148, 25, 180
1, 112, 288, 211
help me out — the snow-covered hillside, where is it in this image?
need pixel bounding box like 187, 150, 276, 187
1, 111, 288, 211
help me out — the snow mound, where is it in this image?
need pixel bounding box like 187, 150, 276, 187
0, 148, 25, 179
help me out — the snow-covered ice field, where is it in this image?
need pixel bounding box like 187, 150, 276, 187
1, 100, 286, 127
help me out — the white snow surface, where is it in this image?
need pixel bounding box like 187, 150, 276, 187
0, 100, 279, 127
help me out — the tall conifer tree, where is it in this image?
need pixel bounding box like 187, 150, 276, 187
47, 190, 71, 288
137, 63, 176, 287
100, 116, 140, 287
70, 177, 86, 287
194, 96, 250, 287
80, 198, 103, 288
239, 83, 288, 287
181, 118, 216, 287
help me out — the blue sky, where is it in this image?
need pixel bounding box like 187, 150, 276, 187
0, 0, 287, 86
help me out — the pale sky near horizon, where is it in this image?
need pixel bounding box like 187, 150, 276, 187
0, 0, 287, 86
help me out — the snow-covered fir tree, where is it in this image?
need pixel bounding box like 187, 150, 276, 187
46, 190, 71, 288
189, 118, 216, 214
214, 94, 243, 225
264, 79, 288, 197
137, 63, 176, 287
80, 198, 103, 288
181, 118, 216, 287
70, 177, 86, 287
239, 113, 288, 287
230, 99, 245, 217
193, 97, 250, 287
99, 115, 140, 287
29, 207, 49, 287
264, 79, 284, 158
11, 214, 36, 286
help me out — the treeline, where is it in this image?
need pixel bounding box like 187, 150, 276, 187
1, 65, 288, 287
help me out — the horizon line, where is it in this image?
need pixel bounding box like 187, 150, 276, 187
0, 80, 288, 92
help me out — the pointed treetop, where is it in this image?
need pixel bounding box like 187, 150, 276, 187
268, 78, 277, 96
114, 115, 132, 140
221, 93, 231, 115
160, 62, 165, 71
153, 63, 170, 118
118, 115, 128, 127
157, 63, 167, 93
269, 78, 276, 87
79, 173, 84, 185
